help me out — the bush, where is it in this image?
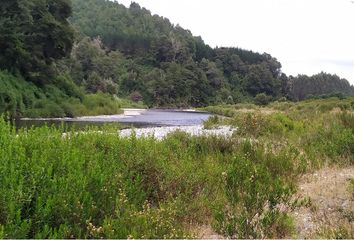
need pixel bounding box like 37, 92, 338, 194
232, 112, 294, 138
0, 71, 40, 117
340, 112, 354, 133
203, 115, 220, 129
0, 117, 304, 238
0, 70, 124, 118
130, 91, 143, 103
0, 119, 189, 238
213, 142, 296, 238
82, 93, 122, 116
278, 97, 288, 102
1, 97, 353, 238
254, 93, 272, 106
231, 113, 266, 137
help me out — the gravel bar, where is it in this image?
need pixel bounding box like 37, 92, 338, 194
119, 125, 235, 140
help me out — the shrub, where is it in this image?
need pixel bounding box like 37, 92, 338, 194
0, 71, 40, 117
231, 113, 266, 137
130, 91, 143, 103
203, 115, 220, 129
213, 142, 296, 238
82, 93, 122, 115
254, 93, 272, 106
339, 112, 354, 133
278, 97, 288, 102
266, 113, 295, 135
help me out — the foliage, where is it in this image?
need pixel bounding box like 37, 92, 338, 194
1, 98, 353, 238
288, 72, 354, 101
203, 115, 221, 129
254, 93, 273, 106
0, 71, 40, 117
2, 0, 354, 115
0, 117, 301, 238
213, 145, 296, 238
204, 98, 354, 167
67, 0, 288, 106
0, 70, 122, 118
339, 112, 354, 133
0, 0, 74, 84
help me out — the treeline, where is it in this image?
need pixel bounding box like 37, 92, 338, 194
288, 72, 354, 101
0, 0, 353, 117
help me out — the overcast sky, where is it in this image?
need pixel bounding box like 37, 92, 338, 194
117, 0, 354, 84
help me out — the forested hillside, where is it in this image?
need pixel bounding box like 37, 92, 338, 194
67, 0, 287, 106
0, 0, 353, 117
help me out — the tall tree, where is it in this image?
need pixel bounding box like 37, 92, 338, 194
0, 0, 74, 84
288, 72, 354, 100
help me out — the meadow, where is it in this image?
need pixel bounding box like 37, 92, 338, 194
0, 97, 353, 238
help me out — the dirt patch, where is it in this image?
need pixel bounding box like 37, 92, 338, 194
193, 225, 224, 239
192, 167, 353, 239
235, 108, 279, 115
292, 166, 354, 238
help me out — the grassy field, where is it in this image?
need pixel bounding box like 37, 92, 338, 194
0, 97, 353, 238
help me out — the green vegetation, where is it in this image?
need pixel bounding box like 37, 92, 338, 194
66, 0, 354, 106
0, 0, 74, 85
1, 0, 353, 238
204, 98, 354, 167
66, 0, 288, 106
2, 0, 353, 117
0, 70, 122, 118
0, 1, 128, 118
288, 72, 354, 101
254, 93, 273, 106
1, 98, 353, 238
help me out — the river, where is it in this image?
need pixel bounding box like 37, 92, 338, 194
17, 109, 211, 129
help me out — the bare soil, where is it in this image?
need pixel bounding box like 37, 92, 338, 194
292, 166, 354, 238
194, 166, 353, 239
193, 225, 224, 239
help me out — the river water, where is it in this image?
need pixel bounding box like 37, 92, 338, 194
17, 109, 211, 129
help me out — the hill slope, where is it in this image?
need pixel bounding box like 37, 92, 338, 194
66, 0, 286, 106
0, 0, 353, 117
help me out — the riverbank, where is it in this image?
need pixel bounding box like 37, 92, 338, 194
20, 108, 147, 121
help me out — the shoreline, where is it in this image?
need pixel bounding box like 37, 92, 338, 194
20, 108, 148, 121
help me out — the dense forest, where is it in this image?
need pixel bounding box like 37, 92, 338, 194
0, 0, 353, 117
288, 72, 354, 101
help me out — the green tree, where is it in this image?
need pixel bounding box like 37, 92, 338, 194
288, 72, 354, 100
0, 0, 74, 84
245, 64, 281, 97
254, 93, 272, 106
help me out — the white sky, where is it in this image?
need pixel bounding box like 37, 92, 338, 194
117, 0, 354, 84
